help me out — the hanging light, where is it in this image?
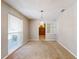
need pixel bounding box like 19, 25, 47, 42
40, 10, 44, 20
39, 10, 45, 27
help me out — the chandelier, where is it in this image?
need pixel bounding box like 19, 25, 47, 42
39, 10, 45, 27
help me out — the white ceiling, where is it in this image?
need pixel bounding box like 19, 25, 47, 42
3, 0, 76, 20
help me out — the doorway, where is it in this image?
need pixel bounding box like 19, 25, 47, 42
39, 21, 46, 41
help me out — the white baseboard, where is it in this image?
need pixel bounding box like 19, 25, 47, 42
2, 55, 8, 59
29, 39, 56, 42
57, 41, 77, 58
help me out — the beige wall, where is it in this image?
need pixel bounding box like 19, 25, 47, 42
1, 2, 29, 58
29, 20, 56, 41
57, 3, 77, 57
29, 20, 39, 41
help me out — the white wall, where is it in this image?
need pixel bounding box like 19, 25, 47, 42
29, 19, 56, 41
57, 3, 77, 57
29, 20, 39, 41
1, 1, 29, 58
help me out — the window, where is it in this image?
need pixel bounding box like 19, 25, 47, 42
8, 14, 23, 54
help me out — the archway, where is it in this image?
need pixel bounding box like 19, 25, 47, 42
39, 21, 46, 41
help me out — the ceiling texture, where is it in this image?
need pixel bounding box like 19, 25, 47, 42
3, 0, 76, 20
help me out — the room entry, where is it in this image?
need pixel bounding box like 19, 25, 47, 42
39, 21, 46, 41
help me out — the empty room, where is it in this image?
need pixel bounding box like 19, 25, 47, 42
1, 0, 77, 59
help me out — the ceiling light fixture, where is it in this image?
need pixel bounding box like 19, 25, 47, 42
61, 9, 65, 12
40, 10, 44, 21
39, 10, 45, 27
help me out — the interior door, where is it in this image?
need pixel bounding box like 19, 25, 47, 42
39, 24, 45, 41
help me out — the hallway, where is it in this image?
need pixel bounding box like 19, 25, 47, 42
1, 0, 77, 59
6, 41, 75, 59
